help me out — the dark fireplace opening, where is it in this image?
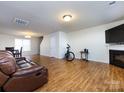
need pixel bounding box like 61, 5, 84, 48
110, 50, 124, 68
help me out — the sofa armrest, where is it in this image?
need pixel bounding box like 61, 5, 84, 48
0, 71, 9, 86
12, 66, 47, 77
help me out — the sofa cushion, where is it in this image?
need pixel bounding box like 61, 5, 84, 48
0, 52, 16, 75
12, 66, 44, 77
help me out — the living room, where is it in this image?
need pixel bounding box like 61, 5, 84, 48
0, 0, 124, 92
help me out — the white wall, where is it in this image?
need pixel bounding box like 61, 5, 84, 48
40, 31, 68, 58
0, 34, 14, 49
40, 35, 51, 57
67, 20, 124, 63
40, 32, 59, 57
30, 37, 41, 55
0, 33, 41, 56
58, 32, 68, 58
50, 32, 59, 58
40, 19, 124, 63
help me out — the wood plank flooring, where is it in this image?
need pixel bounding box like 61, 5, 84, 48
30, 55, 124, 92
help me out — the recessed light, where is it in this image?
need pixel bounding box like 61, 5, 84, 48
63, 15, 72, 22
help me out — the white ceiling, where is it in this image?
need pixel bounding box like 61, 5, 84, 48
0, 1, 124, 37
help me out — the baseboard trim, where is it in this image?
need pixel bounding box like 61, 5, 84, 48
40, 55, 108, 64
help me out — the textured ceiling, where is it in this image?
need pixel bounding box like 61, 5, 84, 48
0, 1, 124, 37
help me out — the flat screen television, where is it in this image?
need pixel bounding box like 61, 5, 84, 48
105, 24, 124, 43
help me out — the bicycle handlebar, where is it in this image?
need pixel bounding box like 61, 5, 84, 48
67, 44, 70, 48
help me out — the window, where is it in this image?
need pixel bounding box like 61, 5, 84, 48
15, 39, 31, 51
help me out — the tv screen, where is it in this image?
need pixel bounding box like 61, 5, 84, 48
105, 24, 124, 43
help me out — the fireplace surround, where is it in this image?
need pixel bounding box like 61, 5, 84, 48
109, 49, 124, 68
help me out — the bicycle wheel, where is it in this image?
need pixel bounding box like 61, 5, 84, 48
65, 52, 75, 61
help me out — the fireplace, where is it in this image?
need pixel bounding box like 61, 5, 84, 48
110, 50, 124, 68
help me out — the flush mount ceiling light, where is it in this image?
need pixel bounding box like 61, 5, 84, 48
25, 35, 31, 38
63, 15, 72, 22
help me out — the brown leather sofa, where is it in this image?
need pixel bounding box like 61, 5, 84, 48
0, 51, 48, 92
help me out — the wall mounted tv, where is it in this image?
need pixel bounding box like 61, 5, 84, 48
105, 24, 124, 43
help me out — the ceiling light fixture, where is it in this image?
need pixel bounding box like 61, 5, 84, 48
25, 35, 31, 38
63, 15, 72, 22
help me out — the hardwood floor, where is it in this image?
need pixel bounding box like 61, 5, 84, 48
31, 55, 124, 92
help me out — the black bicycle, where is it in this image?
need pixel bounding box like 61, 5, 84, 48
65, 44, 75, 61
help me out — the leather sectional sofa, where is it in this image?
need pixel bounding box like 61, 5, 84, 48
0, 51, 48, 92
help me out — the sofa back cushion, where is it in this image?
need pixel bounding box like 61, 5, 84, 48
0, 51, 16, 75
